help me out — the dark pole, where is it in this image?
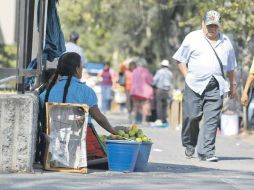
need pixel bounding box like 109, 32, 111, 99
26, 0, 35, 66
16, 0, 26, 93
16, 0, 34, 93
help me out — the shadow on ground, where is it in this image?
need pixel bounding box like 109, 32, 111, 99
144, 162, 254, 176
85, 160, 254, 177
218, 156, 254, 161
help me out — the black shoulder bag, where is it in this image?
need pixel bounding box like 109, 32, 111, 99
205, 38, 225, 79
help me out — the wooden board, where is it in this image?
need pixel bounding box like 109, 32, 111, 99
44, 102, 89, 174
169, 100, 182, 129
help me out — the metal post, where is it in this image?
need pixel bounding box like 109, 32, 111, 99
26, 0, 35, 66
34, 0, 48, 89
16, 0, 26, 93
16, 0, 35, 93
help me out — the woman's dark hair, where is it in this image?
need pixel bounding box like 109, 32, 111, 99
42, 68, 57, 84
104, 61, 111, 67
45, 52, 81, 103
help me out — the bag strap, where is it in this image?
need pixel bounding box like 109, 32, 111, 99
205, 38, 225, 79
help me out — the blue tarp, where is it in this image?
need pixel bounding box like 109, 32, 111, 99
84, 63, 104, 75
43, 0, 65, 62
25, 0, 65, 88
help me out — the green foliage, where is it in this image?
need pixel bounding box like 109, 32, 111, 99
58, 0, 115, 63
58, 0, 254, 69
174, 0, 254, 65
0, 45, 17, 68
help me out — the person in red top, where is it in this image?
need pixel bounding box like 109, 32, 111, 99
130, 58, 153, 124
98, 62, 114, 113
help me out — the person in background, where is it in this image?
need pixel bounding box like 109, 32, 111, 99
125, 59, 137, 123
241, 60, 254, 130
173, 10, 237, 162
241, 59, 254, 106
39, 52, 117, 136
98, 62, 114, 113
65, 31, 87, 67
153, 59, 173, 125
117, 63, 127, 112
130, 58, 153, 124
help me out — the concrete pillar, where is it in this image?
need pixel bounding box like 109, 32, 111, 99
0, 93, 38, 173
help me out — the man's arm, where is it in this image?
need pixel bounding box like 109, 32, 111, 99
227, 70, 237, 98
178, 62, 188, 78
241, 73, 254, 106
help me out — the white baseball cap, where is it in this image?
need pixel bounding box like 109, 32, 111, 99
160, 59, 169, 67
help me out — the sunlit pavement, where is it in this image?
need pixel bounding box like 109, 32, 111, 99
0, 112, 253, 190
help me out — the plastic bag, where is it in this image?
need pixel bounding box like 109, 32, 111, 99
114, 88, 127, 103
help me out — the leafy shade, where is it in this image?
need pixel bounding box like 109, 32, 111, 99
0, 45, 16, 68
58, 0, 254, 69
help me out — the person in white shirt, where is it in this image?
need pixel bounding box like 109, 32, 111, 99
173, 10, 237, 162
153, 59, 173, 124
65, 31, 87, 67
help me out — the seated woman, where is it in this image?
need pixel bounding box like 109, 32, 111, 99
39, 52, 117, 135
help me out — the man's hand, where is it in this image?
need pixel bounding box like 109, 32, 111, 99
241, 92, 249, 106
240, 73, 254, 106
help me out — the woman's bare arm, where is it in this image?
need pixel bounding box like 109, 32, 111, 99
89, 106, 117, 135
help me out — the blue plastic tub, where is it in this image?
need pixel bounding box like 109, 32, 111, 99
134, 142, 153, 171
106, 140, 141, 172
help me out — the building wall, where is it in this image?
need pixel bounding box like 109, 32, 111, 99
0, 0, 16, 45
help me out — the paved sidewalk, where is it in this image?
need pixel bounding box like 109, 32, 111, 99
0, 112, 254, 190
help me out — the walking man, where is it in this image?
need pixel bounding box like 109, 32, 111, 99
173, 10, 237, 162
153, 59, 173, 124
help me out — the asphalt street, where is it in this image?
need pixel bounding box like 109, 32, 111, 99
0, 112, 253, 190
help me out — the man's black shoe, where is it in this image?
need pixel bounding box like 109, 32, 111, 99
206, 156, 218, 162
198, 154, 218, 162
185, 147, 195, 158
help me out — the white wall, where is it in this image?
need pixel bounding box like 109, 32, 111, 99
31, 0, 39, 60
0, 0, 16, 45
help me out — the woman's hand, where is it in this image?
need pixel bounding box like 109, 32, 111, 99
241, 92, 249, 106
